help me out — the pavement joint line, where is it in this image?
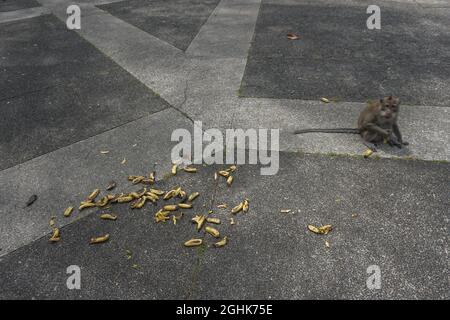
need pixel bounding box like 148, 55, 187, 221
93, 0, 129, 5
0, 106, 170, 175
171, 68, 196, 125
0, 84, 62, 103
0, 6, 50, 24
36, 0, 185, 55
0, 204, 90, 259
413, 0, 450, 8
185, 168, 221, 299
238, 96, 450, 109
299, 151, 450, 163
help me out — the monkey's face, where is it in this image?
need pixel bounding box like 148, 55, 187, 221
380, 96, 400, 120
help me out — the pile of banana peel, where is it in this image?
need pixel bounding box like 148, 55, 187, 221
48, 162, 333, 250
49, 164, 246, 249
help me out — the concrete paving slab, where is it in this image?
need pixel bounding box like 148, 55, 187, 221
0, 174, 205, 299
186, 0, 262, 58
0, 160, 222, 299
236, 98, 450, 161
0, 108, 194, 257
0, 14, 169, 170
173, 86, 450, 162
97, 0, 221, 51
37, 0, 188, 108
0, 153, 447, 299
240, 0, 450, 106
195, 152, 449, 299
0, 0, 40, 13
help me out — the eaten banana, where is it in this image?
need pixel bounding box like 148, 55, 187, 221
87, 189, 100, 201
191, 215, 206, 231
96, 196, 109, 207
184, 239, 203, 247
218, 170, 230, 178
205, 226, 220, 238
163, 204, 178, 211
49, 228, 61, 242
363, 149, 374, 158
116, 195, 134, 203
150, 188, 165, 196
100, 213, 117, 220
308, 224, 333, 235
242, 199, 249, 213
79, 201, 96, 210
187, 192, 200, 202
163, 190, 176, 200
226, 176, 233, 187
63, 206, 74, 217
90, 234, 110, 244
206, 218, 221, 224
231, 202, 243, 214
214, 236, 228, 248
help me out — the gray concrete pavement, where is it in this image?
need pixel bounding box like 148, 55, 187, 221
0, 0, 448, 299
0, 14, 169, 170
0, 108, 194, 256
240, 0, 450, 106
98, 0, 221, 51
0, 153, 448, 299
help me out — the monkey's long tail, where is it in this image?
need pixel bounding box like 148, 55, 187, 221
293, 128, 360, 134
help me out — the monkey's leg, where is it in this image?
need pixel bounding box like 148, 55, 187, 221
393, 123, 409, 146
387, 135, 402, 148
384, 127, 403, 149
361, 131, 379, 152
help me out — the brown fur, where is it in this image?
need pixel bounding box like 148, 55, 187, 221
358, 96, 407, 148
294, 96, 408, 151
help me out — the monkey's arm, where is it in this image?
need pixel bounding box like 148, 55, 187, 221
362, 123, 390, 138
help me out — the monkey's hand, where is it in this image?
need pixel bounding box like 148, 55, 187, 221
384, 129, 392, 138
387, 134, 402, 148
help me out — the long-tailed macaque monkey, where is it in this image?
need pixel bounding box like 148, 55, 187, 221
293, 96, 408, 151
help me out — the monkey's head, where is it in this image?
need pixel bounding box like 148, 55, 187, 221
379, 96, 400, 119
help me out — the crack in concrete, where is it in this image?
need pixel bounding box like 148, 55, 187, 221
170, 68, 195, 125
185, 166, 220, 299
